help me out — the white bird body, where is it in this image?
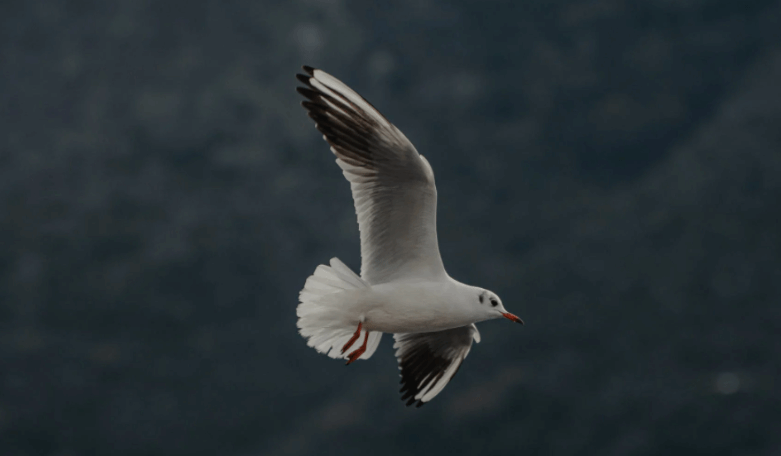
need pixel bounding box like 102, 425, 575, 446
295, 66, 523, 407
333, 279, 489, 334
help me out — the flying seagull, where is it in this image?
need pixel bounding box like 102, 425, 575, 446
295, 66, 523, 407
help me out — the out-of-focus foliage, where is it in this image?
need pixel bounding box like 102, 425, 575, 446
1, 0, 780, 455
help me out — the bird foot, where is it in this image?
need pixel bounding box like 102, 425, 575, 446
341, 322, 363, 354
345, 328, 369, 365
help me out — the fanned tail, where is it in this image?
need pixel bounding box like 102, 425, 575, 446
297, 258, 382, 360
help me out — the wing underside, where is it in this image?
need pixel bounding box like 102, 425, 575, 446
393, 324, 480, 407
297, 66, 446, 285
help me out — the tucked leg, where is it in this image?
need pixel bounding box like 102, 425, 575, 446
341, 322, 363, 354
345, 329, 370, 365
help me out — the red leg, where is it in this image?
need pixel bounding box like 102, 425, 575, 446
341, 322, 363, 354
345, 330, 370, 365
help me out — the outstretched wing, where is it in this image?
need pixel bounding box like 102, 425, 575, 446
393, 324, 481, 407
296, 66, 446, 285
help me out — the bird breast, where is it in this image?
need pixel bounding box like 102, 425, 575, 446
358, 281, 478, 334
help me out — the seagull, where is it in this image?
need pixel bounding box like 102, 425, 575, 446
295, 66, 524, 407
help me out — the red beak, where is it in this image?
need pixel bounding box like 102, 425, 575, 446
502, 312, 525, 325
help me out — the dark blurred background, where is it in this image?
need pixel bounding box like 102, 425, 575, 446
2, 0, 780, 455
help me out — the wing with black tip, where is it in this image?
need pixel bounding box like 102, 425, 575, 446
393, 324, 480, 407
296, 66, 446, 285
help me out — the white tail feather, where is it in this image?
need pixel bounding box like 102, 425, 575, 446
297, 258, 382, 360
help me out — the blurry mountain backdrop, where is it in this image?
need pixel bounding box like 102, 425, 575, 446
1, 0, 780, 455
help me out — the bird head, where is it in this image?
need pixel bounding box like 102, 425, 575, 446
478, 290, 524, 325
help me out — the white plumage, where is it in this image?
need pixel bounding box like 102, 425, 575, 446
295, 66, 523, 407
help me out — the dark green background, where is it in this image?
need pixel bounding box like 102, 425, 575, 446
2, 0, 780, 455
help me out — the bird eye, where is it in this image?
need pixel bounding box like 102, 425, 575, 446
490, 298, 498, 307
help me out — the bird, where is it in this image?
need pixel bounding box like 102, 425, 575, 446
295, 65, 524, 407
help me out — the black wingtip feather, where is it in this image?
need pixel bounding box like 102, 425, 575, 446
296, 73, 311, 86
294, 64, 415, 190
296, 68, 395, 167
393, 328, 477, 409
297, 87, 319, 100
301, 100, 322, 111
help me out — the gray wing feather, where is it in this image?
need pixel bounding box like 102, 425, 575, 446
393, 324, 480, 407
297, 66, 446, 285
